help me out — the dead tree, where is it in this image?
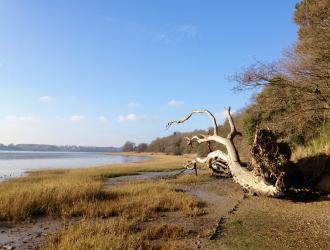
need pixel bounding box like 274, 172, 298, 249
167, 108, 282, 197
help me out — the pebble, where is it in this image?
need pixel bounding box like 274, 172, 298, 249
1, 245, 15, 250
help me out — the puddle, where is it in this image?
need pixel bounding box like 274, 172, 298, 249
105, 169, 198, 186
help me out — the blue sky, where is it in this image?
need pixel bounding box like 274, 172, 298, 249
0, 0, 299, 147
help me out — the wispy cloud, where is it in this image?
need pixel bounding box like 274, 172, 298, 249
99, 116, 108, 122
154, 24, 199, 44
128, 102, 141, 107
117, 113, 143, 122
69, 115, 85, 123
176, 25, 199, 38
4, 115, 39, 123
168, 99, 184, 107
39, 96, 52, 102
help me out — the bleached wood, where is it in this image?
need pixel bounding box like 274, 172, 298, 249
167, 107, 280, 197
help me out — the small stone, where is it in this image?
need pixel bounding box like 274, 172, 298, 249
2, 245, 15, 250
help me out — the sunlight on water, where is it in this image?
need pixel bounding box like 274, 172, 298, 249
0, 151, 149, 180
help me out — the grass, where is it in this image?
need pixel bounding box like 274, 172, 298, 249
0, 153, 205, 249
227, 218, 243, 226
42, 179, 202, 249
292, 122, 330, 161
44, 219, 191, 250
0, 154, 190, 222
43, 180, 203, 249
170, 172, 212, 185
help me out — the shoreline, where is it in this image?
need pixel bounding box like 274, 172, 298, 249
0, 152, 155, 182
1, 154, 329, 249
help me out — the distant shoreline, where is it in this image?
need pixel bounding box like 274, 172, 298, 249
0, 144, 121, 153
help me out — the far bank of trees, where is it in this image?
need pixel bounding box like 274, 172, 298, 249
121, 141, 148, 153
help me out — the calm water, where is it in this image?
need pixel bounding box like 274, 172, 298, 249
0, 151, 149, 180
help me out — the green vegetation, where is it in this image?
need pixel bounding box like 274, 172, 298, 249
228, 219, 243, 226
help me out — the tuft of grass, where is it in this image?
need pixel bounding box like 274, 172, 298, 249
292, 121, 330, 161
228, 218, 243, 226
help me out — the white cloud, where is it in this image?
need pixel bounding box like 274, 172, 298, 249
99, 116, 108, 122
4, 115, 39, 123
168, 99, 184, 107
117, 113, 143, 122
155, 24, 199, 43
176, 25, 199, 38
128, 102, 141, 107
69, 115, 85, 123
39, 96, 52, 102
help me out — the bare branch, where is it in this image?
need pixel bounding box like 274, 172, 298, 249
226, 107, 242, 140
166, 110, 219, 136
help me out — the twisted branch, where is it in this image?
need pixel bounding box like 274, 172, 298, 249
166, 110, 219, 136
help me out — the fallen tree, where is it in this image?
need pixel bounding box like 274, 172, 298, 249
167, 108, 326, 198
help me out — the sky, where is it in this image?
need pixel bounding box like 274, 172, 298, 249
0, 0, 300, 147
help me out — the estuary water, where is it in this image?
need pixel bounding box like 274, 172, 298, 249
0, 151, 149, 180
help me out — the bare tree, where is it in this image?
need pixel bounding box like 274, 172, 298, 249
135, 143, 148, 153
122, 141, 135, 152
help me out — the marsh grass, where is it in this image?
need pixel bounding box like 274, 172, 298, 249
44, 219, 191, 250
43, 180, 203, 249
1, 154, 206, 249
0, 154, 193, 222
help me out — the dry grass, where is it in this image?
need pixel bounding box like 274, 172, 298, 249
44, 219, 191, 250
0, 154, 206, 249
0, 154, 191, 222
292, 142, 330, 161
292, 123, 330, 161
40, 179, 203, 249
170, 172, 212, 185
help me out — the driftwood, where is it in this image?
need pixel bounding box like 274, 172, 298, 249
167, 108, 327, 198
167, 108, 281, 197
